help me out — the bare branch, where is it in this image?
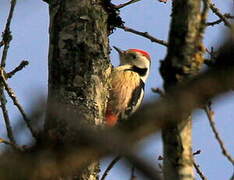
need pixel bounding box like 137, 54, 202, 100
206, 14, 234, 26
158, 0, 167, 3
205, 106, 234, 164
0, 137, 23, 151
101, 156, 121, 180
193, 150, 201, 156
152, 88, 165, 96
130, 166, 137, 180
0, 90, 16, 144
0, 0, 18, 148
1, 0, 17, 67
119, 26, 168, 47
115, 0, 141, 9
7, 60, 29, 78
209, 3, 232, 28
0, 69, 37, 139
193, 160, 208, 180
0, 41, 3, 48
0, 138, 13, 146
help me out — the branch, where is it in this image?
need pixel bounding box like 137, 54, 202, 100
193, 161, 208, 180
1, 0, 17, 67
7, 60, 29, 78
204, 106, 234, 165
193, 150, 201, 156
209, 3, 232, 28
101, 156, 121, 180
115, 0, 141, 9
0, 0, 18, 148
0, 137, 12, 145
0, 41, 3, 48
206, 14, 234, 26
119, 26, 168, 47
152, 88, 165, 96
0, 69, 37, 139
158, 0, 167, 3
0, 90, 16, 144
0, 138, 23, 151
130, 166, 137, 180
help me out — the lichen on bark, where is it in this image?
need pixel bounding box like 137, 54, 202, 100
45, 0, 112, 179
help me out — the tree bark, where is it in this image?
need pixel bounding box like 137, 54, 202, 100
160, 0, 205, 179
45, 0, 111, 179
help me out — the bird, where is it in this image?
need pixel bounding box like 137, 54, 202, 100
105, 46, 151, 126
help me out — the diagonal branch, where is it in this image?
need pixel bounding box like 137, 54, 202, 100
204, 105, 234, 165
0, 41, 3, 48
101, 156, 121, 180
209, 2, 232, 28
115, 0, 141, 9
0, 90, 16, 144
193, 160, 208, 180
0, 0, 18, 149
130, 166, 137, 180
1, 0, 17, 68
119, 26, 168, 47
0, 69, 37, 139
0, 137, 23, 151
206, 14, 234, 26
7, 60, 29, 78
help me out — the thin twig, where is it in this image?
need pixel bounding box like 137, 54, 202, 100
0, 90, 16, 144
0, 0, 18, 147
7, 60, 29, 78
158, 0, 167, 3
205, 105, 234, 164
1, 0, 17, 67
193, 160, 208, 180
0, 69, 37, 139
204, 47, 217, 66
0, 137, 13, 146
206, 14, 234, 26
0, 41, 3, 48
193, 149, 201, 156
115, 0, 141, 9
0, 137, 23, 151
192, 149, 207, 180
119, 26, 168, 47
152, 88, 165, 96
209, 3, 232, 28
130, 166, 137, 180
101, 156, 121, 180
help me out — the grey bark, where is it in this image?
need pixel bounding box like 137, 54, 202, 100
160, 0, 205, 179
45, 0, 111, 179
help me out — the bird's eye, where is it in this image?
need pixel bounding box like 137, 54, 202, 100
131, 54, 137, 59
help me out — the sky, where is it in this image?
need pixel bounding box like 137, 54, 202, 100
0, 0, 234, 179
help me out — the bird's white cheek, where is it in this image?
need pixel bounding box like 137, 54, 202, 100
135, 57, 150, 69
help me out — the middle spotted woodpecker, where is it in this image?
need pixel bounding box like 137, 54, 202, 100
105, 46, 151, 126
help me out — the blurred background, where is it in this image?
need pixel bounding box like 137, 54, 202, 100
0, 0, 233, 179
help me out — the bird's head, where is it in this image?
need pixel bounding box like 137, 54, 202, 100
113, 46, 151, 82
113, 46, 151, 69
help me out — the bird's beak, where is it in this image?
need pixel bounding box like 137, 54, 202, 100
113, 46, 124, 55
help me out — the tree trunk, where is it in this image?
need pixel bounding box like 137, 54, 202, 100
160, 0, 205, 179
45, 0, 111, 179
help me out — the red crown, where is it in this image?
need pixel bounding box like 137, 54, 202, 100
129, 49, 151, 60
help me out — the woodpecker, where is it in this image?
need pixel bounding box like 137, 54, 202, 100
105, 47, 151, 126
